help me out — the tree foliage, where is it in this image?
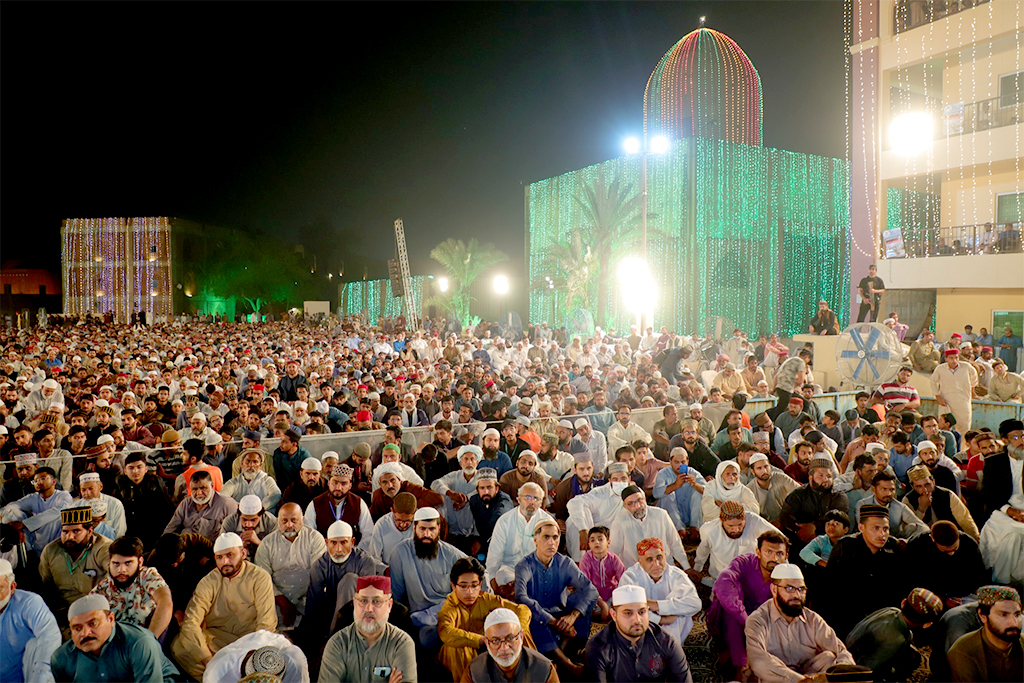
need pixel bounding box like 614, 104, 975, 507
429, 238, 508, 325
531, 229, 596, 314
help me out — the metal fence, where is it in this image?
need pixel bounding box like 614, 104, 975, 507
893, 223, 1023, 258
894, 0, 991, 35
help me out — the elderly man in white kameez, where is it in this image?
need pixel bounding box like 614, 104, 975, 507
254, 502, 326, 630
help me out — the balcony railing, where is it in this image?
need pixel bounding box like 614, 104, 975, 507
894, 0, 990, 35
882, 222, 1022, 258
943, 95, 1024, 137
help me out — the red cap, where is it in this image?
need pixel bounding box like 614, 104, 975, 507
356, 575, 391, 593
951, 333, 962, 338
355, 410, 373, 422
358, 384, 369, 390
944, 348, 960, 356
788, 396, 805, 405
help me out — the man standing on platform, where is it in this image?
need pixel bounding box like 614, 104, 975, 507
856, 264, 885, 323
932, 348, 978, 434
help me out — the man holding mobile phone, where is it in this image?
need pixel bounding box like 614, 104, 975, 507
318, 575, 417, 683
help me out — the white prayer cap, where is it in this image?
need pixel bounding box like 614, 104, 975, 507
612, 584, 647, 606
457, 445, 483, 461
481, 428, 500, 439
413, 507, 440, 522
300, 457, 322, 471
79, 472, 101, 483
42, 379, 59, 390
0, 558, 13, 579
689, 403, 703, 412
88, 498, 108, 516
50, 401, 65, 410
205, 433, 223, 446
403, 393, 416, 401
574, 418, 590, 430
97, 434, 114, 446
771, 563, 804, 581
68, 594, 110, 620
238, 495, 262, 515
375, 462, 405, 481
917, 440, 937, 453
484, 608, 521, 631
213, 532, 244, 553
864, 443, 886, 454
557, 420, 574, 430
321, 450, 340, 461
0, 426, 7, 435
516, 416, 531, 427
748, 453, 769, 466
94, 399, 109, 408
327, 521, 353, 539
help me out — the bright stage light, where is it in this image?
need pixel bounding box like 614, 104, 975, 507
493, 275, 509, 295
650, 135, 670, 154
438, 277, 449, 292
623, 137, 641, 155
617, 256, 657, 315
889, 112, 934, 156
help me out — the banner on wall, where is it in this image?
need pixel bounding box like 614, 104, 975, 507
883, 227, 906, 259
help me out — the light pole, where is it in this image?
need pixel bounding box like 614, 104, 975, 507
623, 134, 670, 259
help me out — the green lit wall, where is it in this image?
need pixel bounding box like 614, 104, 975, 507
340, 277, 426, 320
528, 138, 850, 336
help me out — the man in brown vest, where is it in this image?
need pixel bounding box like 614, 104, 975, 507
305, 465, 373, 549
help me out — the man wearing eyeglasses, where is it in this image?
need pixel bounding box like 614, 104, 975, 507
744, 563, 854, 682
460, 607, 557, 683
318, 575, 417, 683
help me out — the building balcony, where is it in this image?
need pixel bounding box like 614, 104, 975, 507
893, 0, 991, 35
879, 223, 1024, 288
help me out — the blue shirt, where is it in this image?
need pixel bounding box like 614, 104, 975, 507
50, 622, 177, 682
888, 446, 917, 484
652, 466, 707, 528
1, 589, 61, 683
583, 406, 615, 436
479, 451, 513, 478
514, 551, 598, 626
4, 490, 74, 554
798, 534, 835, 565
389, 538, 467, 614
273, 445, 312, 492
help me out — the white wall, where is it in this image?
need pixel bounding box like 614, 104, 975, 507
879, 251, 1024, 288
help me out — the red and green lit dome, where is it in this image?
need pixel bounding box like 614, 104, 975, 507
644, 27, 763, 146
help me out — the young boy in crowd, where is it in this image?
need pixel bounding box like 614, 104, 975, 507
578, 526, 625, 622
798, 509, 851, 567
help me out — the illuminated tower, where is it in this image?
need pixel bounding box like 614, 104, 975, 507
644, 27, 763, 146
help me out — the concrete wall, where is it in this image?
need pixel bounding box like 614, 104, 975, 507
879, 251, 1024, 288
935, 287, 1024, 338
942, 164, 1022, 226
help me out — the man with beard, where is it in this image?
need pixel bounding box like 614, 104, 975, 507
619, 537, 700, 649
221, 448, 282, 513
33, 429, 73, 493
584, 584, 692, 682
431, 445, 484, 552
652, 446, 708, 543
369, 463, 444, 520
280, 456, 327, 511
162, 470, 238, 542
1, 466, 74, 555
666, 420, 720, 478
389, 507, 468, 647
535, 433, 575, 490
73, 472, 126, 538
219, 494, 277, 560
979, 419, 1024, 585
573, 417, 608, 475
273, 429, 312, 492
690, 501, 777, 586
826, 505, 907, 638
706, 530, 790, 681
846, 587, 945, 681
478, 429, 513, 478
306, 465, 374, 547
932, 347, 977, 433
516, 519, 598, 676
486, 482, 554, 596
368, 492, 418, 564
947, 585, 1023, 682
254, 502, 326, 630
550, 452, 600, 523
39, 505, 112, 622
565, 463, 633, 562
462, 607, 557, 683
913, 439, 962, 494
745, 563, 854, 682
51, 594, 179, 682
318, 575, 417, 683
0, 452, 39, 507
303, 520, 387, 658
0, 557, 62, 683
700, 460, 759, 524
779, 457, 849, 551
439, 557, 534, 681
90, 535, 173, 638
611, 485, 689, 568
468, 469, 513, 556
171, 532, 276, 680
904, 465, 980, 539
498, 449, 548, 500
853, 470, 929, 541
746, 453, 798, 526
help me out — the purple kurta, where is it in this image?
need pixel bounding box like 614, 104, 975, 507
707, 552, 773, 667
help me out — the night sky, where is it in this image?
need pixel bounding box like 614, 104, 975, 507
2, 1, 846, 309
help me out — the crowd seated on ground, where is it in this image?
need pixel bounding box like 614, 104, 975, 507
0, 312, 1022, 683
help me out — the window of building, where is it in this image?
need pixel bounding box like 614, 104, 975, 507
997, 192, 1023, 224
999, 71, 1022, 108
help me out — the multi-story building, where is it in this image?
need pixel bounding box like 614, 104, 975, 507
850, 0, 1023, 339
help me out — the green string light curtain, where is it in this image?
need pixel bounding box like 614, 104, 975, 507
341, 277, 425, 321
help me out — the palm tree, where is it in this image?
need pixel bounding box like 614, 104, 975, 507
531, 229, 595, 314
429, 238, 508, 325
573, 171, 646, 325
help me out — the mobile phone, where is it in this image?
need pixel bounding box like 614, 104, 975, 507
678, 463, 688, 475
373, 666, 392, 678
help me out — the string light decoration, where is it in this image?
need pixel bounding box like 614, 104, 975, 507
528, 138, 849, 336
341, 276, 425, 321
644, 27, 763, 146
61, 217, 172, 321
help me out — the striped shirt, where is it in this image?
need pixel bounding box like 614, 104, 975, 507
872, 381, 919, 409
